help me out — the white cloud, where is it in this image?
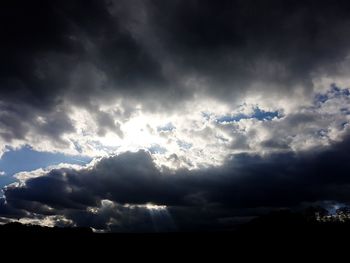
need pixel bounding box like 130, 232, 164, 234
1, 82, 349, 170
4, 216, 74, 228
14, 162, 87, 183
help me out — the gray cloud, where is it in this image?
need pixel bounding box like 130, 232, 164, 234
2, 0, 350, 143
1, 136, 350, 231
147, 0, 350, 99
1, 0, 350, 231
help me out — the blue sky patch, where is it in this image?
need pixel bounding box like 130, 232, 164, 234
177, 140, 193, 150
0, 146, 91, 188
148, 145, 167, 154
157, 122, 176, 132
314, 84, 350, 105
216, 108, 280, 123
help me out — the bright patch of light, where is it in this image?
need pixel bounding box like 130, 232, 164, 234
4, 85, 349, 171
145, 203, 167, 211
11, 215, 74, 227
123, 203, 167, 210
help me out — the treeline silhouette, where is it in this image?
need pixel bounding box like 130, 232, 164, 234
0, 222, 93, 235
1, 210, 349, 253
239, 209, 350, 237
2, 208, 350, 236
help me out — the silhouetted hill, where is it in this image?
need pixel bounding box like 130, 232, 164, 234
0, 222, 93, 235
3, 210, 350, 236
233, 209, 350, 251
1, 211, 349, 254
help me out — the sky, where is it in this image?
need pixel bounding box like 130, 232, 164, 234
1, 0, 350, 231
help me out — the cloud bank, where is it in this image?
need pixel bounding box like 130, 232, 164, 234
1, 138, 350, 231
1, 0, 350, 158
1, 0, 350, 230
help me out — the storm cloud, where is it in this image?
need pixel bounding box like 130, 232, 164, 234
2, 0, 350, 143
1, 0, 350, 231
1, 136, 350, 231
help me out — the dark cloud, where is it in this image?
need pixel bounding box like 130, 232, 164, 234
1, 137, 350, 231
0, 0, 166, 142
1, 0, 350, 130
1, 0, 350, 231
0, 102, 74, 145
0, 0, 168, 103
147, 0, 350, 99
